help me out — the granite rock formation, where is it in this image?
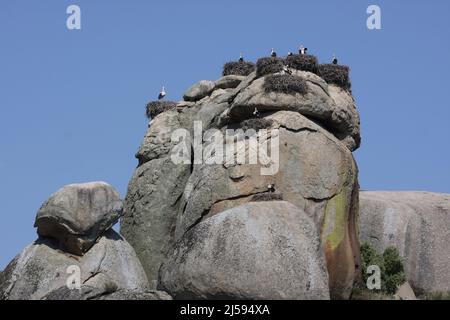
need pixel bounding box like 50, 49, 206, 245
122, 57, 361, 299
359, 191, 450, 295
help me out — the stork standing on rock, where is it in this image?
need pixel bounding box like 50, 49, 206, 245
332, 54, 338, 65
158, 86, 166, 100
282, 64, 292, 75
299, 45, 308, 55
253, 107, 260, 117
271, 48, 277, 58
267, 184, 276, 193
239, 53, 244, 62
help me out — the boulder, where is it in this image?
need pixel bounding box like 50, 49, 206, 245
394, 282, 417, 300
174, 110, 360, 299
34, 182, 123, 256
229, 70, 360, 151
159, 201, 330, 300
214, 75, 245, 90
359, 191, 450, 295
183, 80, 215, 102
123, 68, 361, 299
0, 229, 149, 300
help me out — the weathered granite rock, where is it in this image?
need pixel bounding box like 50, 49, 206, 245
229, 70, 360, 151
136, 110, 183, 164
159, 201, 330, 300
214, 75, 245, 90
123, 66, 361, 298
173, 110, 360, 299
34, 182, 123, 256
359, 191, 450, 295
121, 157, 191, 289
183, 80, 215, 102
122, 88, 236, 287
96, 289, 172, 300
42, 285, 172, 300
0, 229, 149, 300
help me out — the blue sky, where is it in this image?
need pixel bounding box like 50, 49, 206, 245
1, 0, 449, 269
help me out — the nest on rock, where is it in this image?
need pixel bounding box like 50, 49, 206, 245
286, 54, 319, 74
223, 61, 255, 76
250, 192, 283, 202
240, 118, 274, 131
263, 74, 307, 95
318, 64, 351, 90
256, 57, 285, 77
145, 101, 177, 119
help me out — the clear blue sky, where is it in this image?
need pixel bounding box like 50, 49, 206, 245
1, 0, 449, 269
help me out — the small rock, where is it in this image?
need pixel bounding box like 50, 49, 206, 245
183, 80, 215, 102
394, 282, 417, 300
214, 75, 245, 90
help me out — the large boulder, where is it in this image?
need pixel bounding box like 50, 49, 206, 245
34, 182, 123, 255
0, 229, 149, 300
159, 201, 330, 300
122, 67, 361, 299
359, 191, 450, 295
174, 110, 360, 299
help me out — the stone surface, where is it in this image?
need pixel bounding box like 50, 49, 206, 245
183, 80, 215, 102
394, 282, 417, 300
96, 289, 172, 300
42, 286, 172, 300
159, 201, 330, 300
34, 182, 123, 256
0, 229, 149, 300
122, 68, 361, 299
214, 75, 245, 90
229, 71, 360, 151
136, 110, 182, 164
172, 110, 360, 299
121, 157, 191, 289
359, 191, 450, 295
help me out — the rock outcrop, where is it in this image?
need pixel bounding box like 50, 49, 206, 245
122, 58, 362, 299
35, 182, 123, 255
159, 201, 330, 300
0, 182, 163, 300
42, 285, 172, 300
359, 191, 450, 295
